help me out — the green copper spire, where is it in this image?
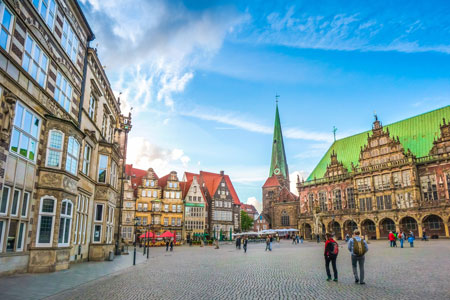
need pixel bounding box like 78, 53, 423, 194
269, 103, 289, 180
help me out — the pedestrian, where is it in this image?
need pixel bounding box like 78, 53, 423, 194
422, 229, 428, 241
292, 235, 296, 244
324, 233, 339, 282
348, 229, 369, 285
296, 234, 300, 244
316, 234, 320, 243
165, 239, 169, 252
265, 236, 270, 251
388, 231, 395, 247
393, 231, 398, 247
170, 238, 174, 252
300, 235, 304, 244
408, 233, 415, 247
345, 233, 350, 243
243, 236, 248, 253
235, 236, 240, 249
269, 235, 273, 251
399, 230, 405, 248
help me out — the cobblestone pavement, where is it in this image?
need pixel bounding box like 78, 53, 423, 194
3, 240, 450, 300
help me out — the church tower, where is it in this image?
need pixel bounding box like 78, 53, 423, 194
262, 103, 290, 225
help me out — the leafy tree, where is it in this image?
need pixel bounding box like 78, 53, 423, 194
241, 211, 254, 231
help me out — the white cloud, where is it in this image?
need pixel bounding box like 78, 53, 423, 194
246, 197, 262, 214
289, 171, 310, 195
81, 0, 248, 114
127, 137, 191, 176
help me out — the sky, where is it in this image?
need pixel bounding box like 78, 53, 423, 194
79, 0, 450, 213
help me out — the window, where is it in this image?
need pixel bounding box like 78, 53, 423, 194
32, 0, 56, 29
308, 193, 314, 212
151, 181, 155, 187
164, 204, 169, 212
22, 35, 48, 87
58, 200, 73, 246
54, 72, 72, 112
0, 186, 10, 214
402, 171, 411, 187
281, 211, 289, 226
98, 155, 108, 183
6, 220, 17, 251
168, 182, 173, 188
376, 196, 384, 210
347, 188, 355, 209
177, 205, 182, 213
172, 204, 176, 212
95, 203, 104, 222
420, 175, 438, 202
333, 190, 342, 210
165, 191, 169, 198
357, 178, 371, 193
319, 191, 327, 212
153, 191, 157, 197
0, 220, 5, 252
359, 197, 372, 212
82, 144, 92, 175
171, 218, 175, 226
37, 197, 56, 246
74, 194, 88, 245
143, 203, 148, 211
61, 19, 79, 62
393, 172, 402, 188
10, 103, 40, 162
176, 192, 180, 199
93, 224, 101, 242
65, 137, 79, 175
110, 161, 117, 188
177, 218, 181, 226
88, 94, 96, 120
10, 189, 20, 216
164, 217, 168, 226
0, 4, 14, 50
21, 192, 30, 217
45, 130, 64, 168
101, 114, 107, 138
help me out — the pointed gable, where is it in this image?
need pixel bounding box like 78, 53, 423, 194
224, 175, 240, 205
269, 104, 289, 180
262, 175, 281, 188
158, 174, 170, 188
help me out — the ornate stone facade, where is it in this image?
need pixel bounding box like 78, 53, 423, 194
298, 109, 450, 241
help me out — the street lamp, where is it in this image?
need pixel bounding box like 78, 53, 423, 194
133, 217, 139, 266
147, 223, 150, 259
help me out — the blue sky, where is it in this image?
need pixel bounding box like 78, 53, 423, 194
80, 0, 450, 212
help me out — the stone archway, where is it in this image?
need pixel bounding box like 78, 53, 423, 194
343, 220, 358, 236
422, 215, 445, 238
328, 221, 342, 240
400, 216, 418, 237
302, 223, 312, 240
361, 219, 376, 239
379, 218, 396, 239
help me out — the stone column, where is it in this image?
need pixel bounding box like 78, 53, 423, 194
418, 223, 423, 238
375, 226, 380, 240
340, 227, 345, 240
444, 223, 449, 238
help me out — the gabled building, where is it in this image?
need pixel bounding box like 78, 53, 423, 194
241, 203, 258, 221
181, 172, 206, 241
298, 106, 450, 240
200, 170, 241, 239
254, 213, 270, 232
159, 171, 183, 240
262, 104, 299, 229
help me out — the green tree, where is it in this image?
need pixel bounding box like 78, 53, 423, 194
241, 211, 254, 231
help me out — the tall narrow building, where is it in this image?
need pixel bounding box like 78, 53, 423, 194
262, 103, 299, 229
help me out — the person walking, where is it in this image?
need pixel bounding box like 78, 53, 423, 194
243, 236, 248, 253
388, 231, 395, 247
393, 231, 398, 247
348, 229, 369, 285
165, 239, 169, 252
408, 232, 415, 247
422, 228, 428, 241
316, 234, 320, 243
169, 238, 174, 252
300, 235, 304, 244
345, 233, 350, 243
399, 230, 405, 248
324, 233, 339, 282
265, 236, 270, 251
292, 235, 296, 244
296, 234, 300, 244
269, 235, 273, 251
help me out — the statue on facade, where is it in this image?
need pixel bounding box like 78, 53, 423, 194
1, 92, 16, 142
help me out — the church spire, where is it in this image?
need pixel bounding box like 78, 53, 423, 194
269, 102, 289, 184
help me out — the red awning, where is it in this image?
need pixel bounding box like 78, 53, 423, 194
139, 232, 156, 239
158, 231, 175, 238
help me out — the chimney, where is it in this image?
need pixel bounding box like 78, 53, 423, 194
220, 170, 224, 176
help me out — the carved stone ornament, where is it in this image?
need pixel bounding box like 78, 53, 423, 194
40, 172, 62, 187
63, 176, 78, 193
1, 91, 17, 142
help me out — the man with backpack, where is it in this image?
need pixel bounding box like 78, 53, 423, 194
324, 233, 339, 282
348, 229, 369, 285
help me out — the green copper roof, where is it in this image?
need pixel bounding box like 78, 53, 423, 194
307, 105, 450, 181
269, 104, 289, 179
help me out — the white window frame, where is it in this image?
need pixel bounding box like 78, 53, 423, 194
10, 189, 21, 217
0, 186, 11, 215
65, 136, 79, 175
110, 161, 117, 188
21, 191, 30, 218
88, 94, 96, 120
32, 0, 56, 29
0, 3, 14, 51
16, 222, 26, 252
45, 129, 64, 168
98, 155, 108, 183
58, 199, 73, 247
94, 203, 104, 222
54, 71, 73, 112
10, 102, 41, 163
92, 224, 102, 243
82, 143, 92, 176
61, 18, 79, 62
36, 196, 56, 247
22, 34, 48, 87
0, 219, 5, 253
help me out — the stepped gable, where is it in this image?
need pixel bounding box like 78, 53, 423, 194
262, 175, 281, 188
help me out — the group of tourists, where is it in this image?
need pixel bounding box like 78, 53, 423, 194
324, 230, 369, 284
291, 234, 304, 244
388, 230, 416, 248
165, 238, 174, 252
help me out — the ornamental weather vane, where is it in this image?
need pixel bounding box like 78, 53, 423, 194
333, 126, 337, 142
276, 94, 280, 104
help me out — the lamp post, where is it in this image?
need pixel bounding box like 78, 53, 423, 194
133, 217, 139, 266
147, 224, 150, 259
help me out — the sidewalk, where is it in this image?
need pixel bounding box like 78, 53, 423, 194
0, 247, 154, 300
